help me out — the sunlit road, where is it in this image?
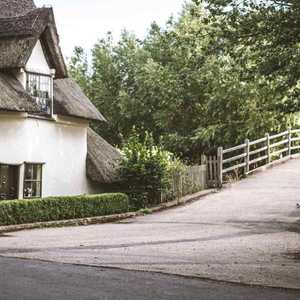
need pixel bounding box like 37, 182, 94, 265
0, 159, 299, 295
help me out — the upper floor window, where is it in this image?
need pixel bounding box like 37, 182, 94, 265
26, 72, 52, 115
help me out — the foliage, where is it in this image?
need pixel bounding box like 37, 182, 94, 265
119, 131, 182, 208
0, 194, 129, 226
69, 1, 296, 162
68, 46, 90, 94
202, 0, 300, 113
139, 208, 152, 215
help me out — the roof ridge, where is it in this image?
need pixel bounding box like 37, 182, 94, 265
0, 0, 36, 19
0, 8, 51, 39
0, 7, 48, 20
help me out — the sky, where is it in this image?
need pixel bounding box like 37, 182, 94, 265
35, 0, 185, 60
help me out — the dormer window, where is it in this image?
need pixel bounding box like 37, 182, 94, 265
26, 72, 53, 115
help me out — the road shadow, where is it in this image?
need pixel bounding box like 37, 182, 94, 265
284, 251, 300, 262
227, 219, 300, 234
288, 220, 300, 234
0, 233, 12, 238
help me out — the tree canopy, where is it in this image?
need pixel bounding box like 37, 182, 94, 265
203, 0, 300, 112
69, 1, 299, 163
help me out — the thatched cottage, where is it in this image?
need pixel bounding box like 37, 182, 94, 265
0, 0, 121, 200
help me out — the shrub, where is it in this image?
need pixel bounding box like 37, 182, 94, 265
0, 193, 129, 226
119, 131, 183, 209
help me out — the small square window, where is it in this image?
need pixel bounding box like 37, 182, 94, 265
24, 164, 43, 199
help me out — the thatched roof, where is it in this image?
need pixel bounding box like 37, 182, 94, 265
0, 72, 39, 113
0, 8, 49, 38
0, 7, 67, 78
87, 128, 122, 184
54, 79, 105, 122
0, 1, 106, 122
0, 0, 36, 18
0, 37, 36, 69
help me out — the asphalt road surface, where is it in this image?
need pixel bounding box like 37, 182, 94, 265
0, 257, 299, 300
1, 159, 299, 289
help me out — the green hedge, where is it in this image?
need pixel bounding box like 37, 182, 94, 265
0, 193, 129, 226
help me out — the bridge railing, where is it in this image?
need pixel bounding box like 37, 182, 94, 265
217, 128, 300, 187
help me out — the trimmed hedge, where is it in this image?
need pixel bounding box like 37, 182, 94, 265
0, 193, 129, 226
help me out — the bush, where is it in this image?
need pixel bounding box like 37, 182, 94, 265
0, 193, 129, 226
119, 131, 182, 209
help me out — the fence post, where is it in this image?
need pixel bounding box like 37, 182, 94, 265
245, 139, 250, 175
179, 173, 183, 201
217, 147, 223, 188
266, 133, 271, 164
288, 128, 292, 157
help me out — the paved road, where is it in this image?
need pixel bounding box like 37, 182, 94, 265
0, 159, 299, 290
1, 257, 299, 300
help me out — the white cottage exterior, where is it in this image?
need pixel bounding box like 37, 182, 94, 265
0, 0, 120, 200
0, 115, 93, 198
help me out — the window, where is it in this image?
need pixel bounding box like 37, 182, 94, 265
0, 164, 19, 200
23, 164, 43, 199
26, 73, 52, 115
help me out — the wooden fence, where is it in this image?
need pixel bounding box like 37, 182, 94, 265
159, 127, 299, 201
204, 155, 219, 188
161, 165, 207, 202
217, 128, 300, 187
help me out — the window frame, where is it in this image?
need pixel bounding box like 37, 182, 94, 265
0, 163, 20, 201
23, 163, 43, 199
26, 71, 53, 116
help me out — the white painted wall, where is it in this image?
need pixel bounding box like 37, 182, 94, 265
0, 115, 98, 197
15, 40, 52, 89
26, 40, 51, 75
15, 69, 27, 88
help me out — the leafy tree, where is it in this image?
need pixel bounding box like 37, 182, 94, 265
69, 1, 294, 162
68, 46, 90, 94
202, 0, 300, 113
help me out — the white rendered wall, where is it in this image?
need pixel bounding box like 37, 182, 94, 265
26, 40, 51, 75
0, 115, 97, 197
15, 40, 52, 88
15, 69, 26, 88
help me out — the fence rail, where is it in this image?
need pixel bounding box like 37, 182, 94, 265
217, 128, 300, 187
